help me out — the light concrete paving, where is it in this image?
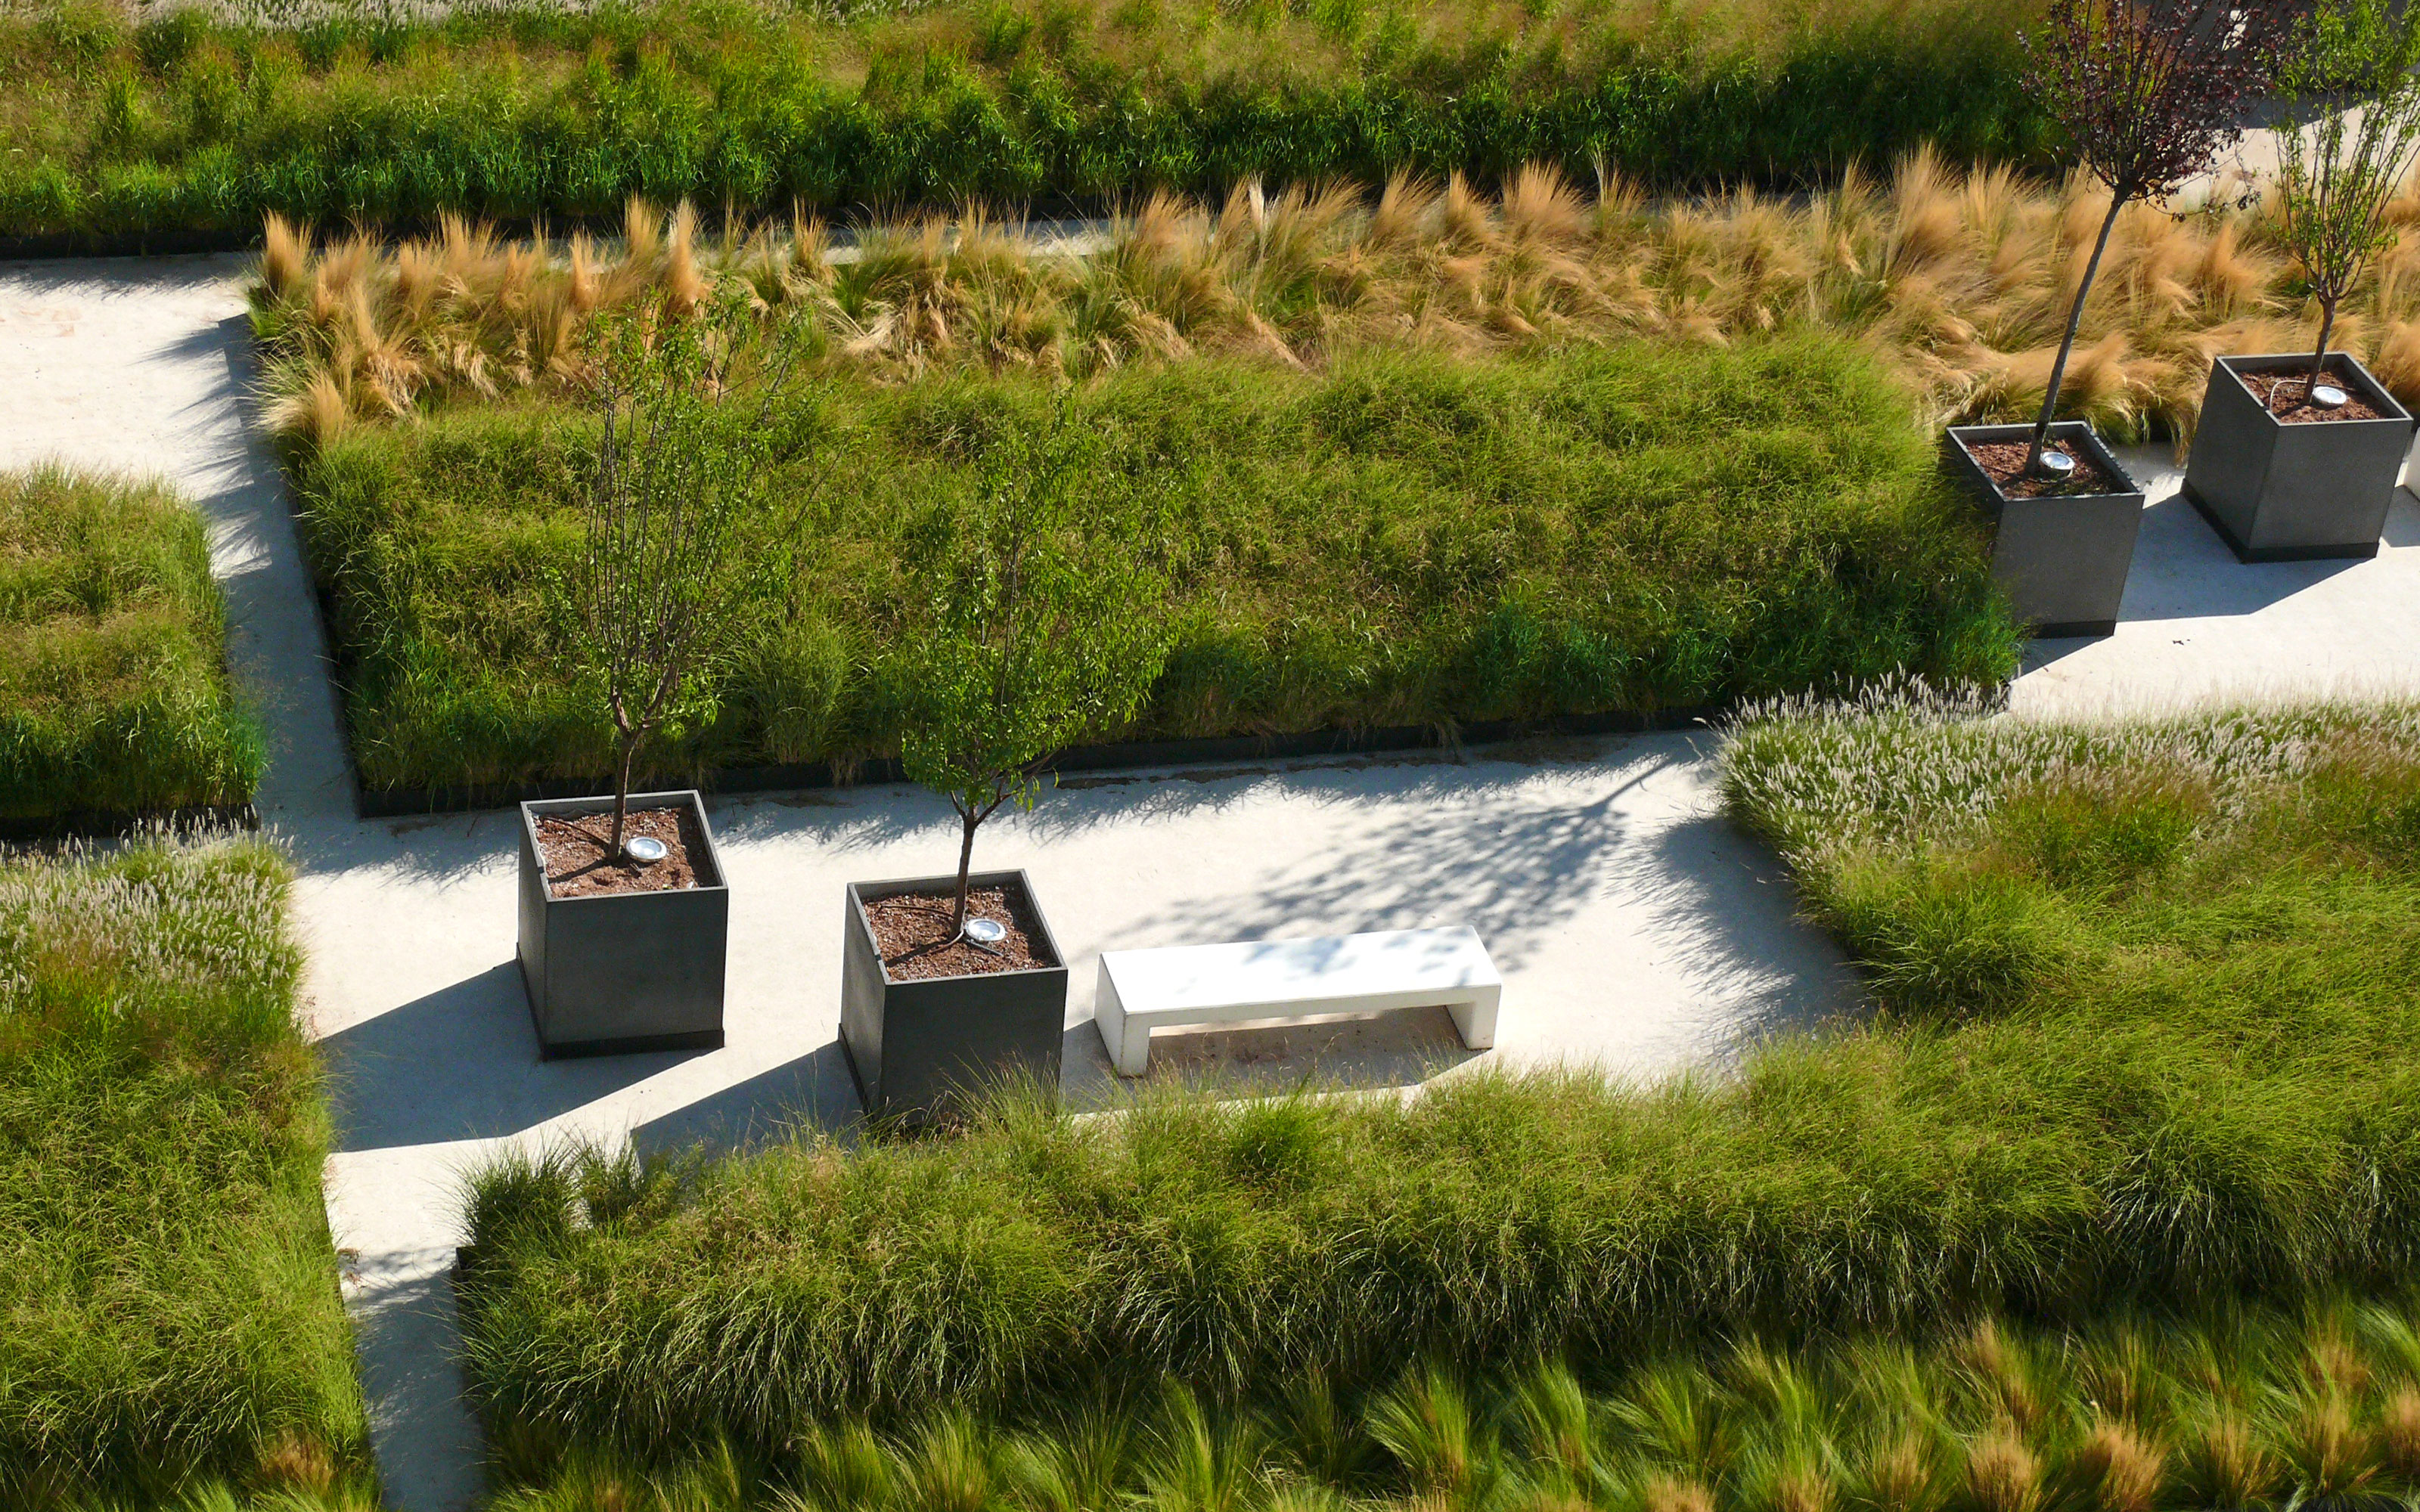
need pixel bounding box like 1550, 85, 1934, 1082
6, 256, 2419, 1510
2010, 442, 2420, 714
0, 256, 482, 1511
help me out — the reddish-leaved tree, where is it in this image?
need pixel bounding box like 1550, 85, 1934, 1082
2023, 0, 2294, 474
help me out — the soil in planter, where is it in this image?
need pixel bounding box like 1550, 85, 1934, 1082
2238, 363, 2388, 423
867, 884, 1053, 980
1965, 438, 2125, 499
536, 805, 708, 897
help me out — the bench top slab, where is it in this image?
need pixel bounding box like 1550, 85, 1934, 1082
1100, 927, 1499, 1013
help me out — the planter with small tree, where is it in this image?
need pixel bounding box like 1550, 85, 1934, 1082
839, 401, 1166, 1125
1946, 0, 2284, 634
518, 292, 804, 1058
2186, 0, 2420, 562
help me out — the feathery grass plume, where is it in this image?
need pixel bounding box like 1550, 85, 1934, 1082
2382, 1389, 2420, 1479
2069, 1419, 2164, 1512
1962, 1423, 2043, 1512
258, 212, 309, 304
2176, 1408, 2283, 1508
245, 150, 2420, 453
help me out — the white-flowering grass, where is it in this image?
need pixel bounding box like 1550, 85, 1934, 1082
1733, 682, 2420, 1016
0, 834, 374, 1507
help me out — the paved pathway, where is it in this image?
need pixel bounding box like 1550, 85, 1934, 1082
4, 256, 2418, 1510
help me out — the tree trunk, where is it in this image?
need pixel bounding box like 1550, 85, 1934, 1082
2028, 190, 2130, 475
952, 808, 979, 933
2308, 301, 2339, 401
610, 734, 638, 859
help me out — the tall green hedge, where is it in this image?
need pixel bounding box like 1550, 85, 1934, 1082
0, 0, 2050, 240
287, 335, 2020, 795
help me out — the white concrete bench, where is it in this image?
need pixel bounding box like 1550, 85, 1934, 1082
1093, 927, 1500, 1077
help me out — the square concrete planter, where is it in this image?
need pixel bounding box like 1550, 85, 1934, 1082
839, 869, 1068, 1125
517, 790, 728, 1059
1944, 422, 2145, 638
2183, 352, 2414, 562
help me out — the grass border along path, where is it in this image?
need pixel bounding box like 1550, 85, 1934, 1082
285, 333, 2021, 801
0, 834, 372, 1507
0, 466, 262, 835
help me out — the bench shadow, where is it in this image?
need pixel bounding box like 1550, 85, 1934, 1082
1060, 1004, 1478, 1109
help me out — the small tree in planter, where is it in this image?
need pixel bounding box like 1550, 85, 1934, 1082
838, 398, 1169, 1121
2019, 0, 2286, 477
2183, 0, 2420, 560
1945, 0, 2286, 636
516, 290, 813, 1058
902, 403, 1169, 934
570, 290, 804, 857
2273, 0, 2420, 398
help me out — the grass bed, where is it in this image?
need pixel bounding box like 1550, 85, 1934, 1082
0, 835, 371, 1507
0, 0, 2043, 240
456, 693, 2420, 1486
488, 1294, 2420, 1510
289, 333, 2018, 795
0, 466, 262, 826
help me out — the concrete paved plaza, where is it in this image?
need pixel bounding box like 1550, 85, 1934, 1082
5, 256, 2418, 1510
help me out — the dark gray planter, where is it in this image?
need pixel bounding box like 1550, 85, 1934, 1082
517, 790, 728, 1059
1944, 422, 2145, 638
2183, 352, 2414, 562
839, 869, 1068, 1125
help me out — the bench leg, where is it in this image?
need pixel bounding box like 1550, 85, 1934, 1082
1448, 985, 1499, 1052
1094, 962, 1152, 1077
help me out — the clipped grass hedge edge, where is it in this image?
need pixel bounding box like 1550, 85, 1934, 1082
284, 334, 2025, 800
0, 466, 263, 828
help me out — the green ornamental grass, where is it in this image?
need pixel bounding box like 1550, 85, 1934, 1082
290, 333, 2021, 795
0, 466, 262, 824
0, 0, 2048, 240
0, 835, 371, 1506
483, 1292, 2420, 1511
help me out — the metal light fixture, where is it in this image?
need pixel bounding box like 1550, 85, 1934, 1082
2037, 448, 2077, 478
963, 917, 1007, 947
625, 835, 668, 863
2311, 383, 2349, 410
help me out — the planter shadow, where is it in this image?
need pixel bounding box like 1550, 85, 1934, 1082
2184, 352, 2415, 562
517, 789, 728, 1059
839, 869, 1069, 1126
1944, 422, 2145, 639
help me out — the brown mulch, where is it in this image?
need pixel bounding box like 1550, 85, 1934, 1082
535, 804, 708, 897
865, 883, 1054, 980
1963, 438, 2127, 499
2238, 364, 2389, 423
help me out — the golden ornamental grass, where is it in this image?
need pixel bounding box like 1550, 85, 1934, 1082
249, 148, 2420, 447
